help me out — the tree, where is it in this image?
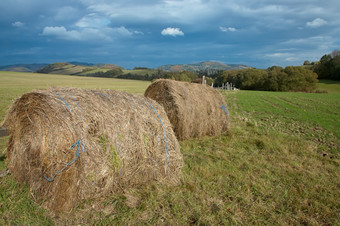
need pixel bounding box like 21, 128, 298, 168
314, 52, 340, 80
331, 50, 340, 58
105, 68, 123, 77
303, 60, 311, 65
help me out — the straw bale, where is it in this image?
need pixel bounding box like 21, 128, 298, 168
144, 79, 229, 140
2, 87, 183, 213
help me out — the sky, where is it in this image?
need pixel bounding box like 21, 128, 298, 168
1, 0, 339, 69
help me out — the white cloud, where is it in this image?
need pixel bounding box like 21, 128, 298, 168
41, 25, 137, 41
266, 52, 290, 58
12, 21, 24, 27
219, 26, 236, 32
280, 35, 334, 48
42, 26, 83, 40
114, 26, 133, 36
306, 18, 327, 28
161, 27, 184, 37
76, 13, 111, 28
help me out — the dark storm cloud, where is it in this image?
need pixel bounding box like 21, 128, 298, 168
0, 0, 339, 68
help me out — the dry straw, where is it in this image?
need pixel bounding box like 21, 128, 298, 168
2, 87, 183, 213
144, 79, 229, 140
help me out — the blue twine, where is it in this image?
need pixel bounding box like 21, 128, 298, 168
180, 86, 188, 98
57, 94, 71, 113
43, 140, 87, 182
147, 102, 170, 172
69, 95, 81, 112
180, 86, 190, 112
117, 142, 124, 183
221, 104, 229, 116
153, 136, 159, 178
94, 91, 108, 98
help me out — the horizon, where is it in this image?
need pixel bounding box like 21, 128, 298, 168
0, 60, 252, 70
1, 0, 339, 69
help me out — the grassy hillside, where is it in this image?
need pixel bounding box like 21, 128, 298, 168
36, 62, 120, 76
0, 74, 339, 225
36, 62, 157, 79
317, 79, 340, 93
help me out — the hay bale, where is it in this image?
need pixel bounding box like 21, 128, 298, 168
2, 87, 183, 213
144, 79, 229, 140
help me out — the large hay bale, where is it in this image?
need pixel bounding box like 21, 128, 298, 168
2, 87, 183, 213
144, 79, 229, 140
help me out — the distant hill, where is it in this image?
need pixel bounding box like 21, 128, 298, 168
157, 61, 250, 72
36, 62, 123, 76
0, 64, 48, 72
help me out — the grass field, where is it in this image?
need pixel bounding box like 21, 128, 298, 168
0, 72, 339, 225
0, 71, 150, 122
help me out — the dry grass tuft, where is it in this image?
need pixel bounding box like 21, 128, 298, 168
144, 79, 229, 140
2, 87, 183, 214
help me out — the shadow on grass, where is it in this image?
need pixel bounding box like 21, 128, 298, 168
0, 155, 6, 161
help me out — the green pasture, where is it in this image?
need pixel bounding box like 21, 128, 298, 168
228, 90, 340, 152
317, 79, 340, 93
0, 72, 339, 225
123, 69, 156, 75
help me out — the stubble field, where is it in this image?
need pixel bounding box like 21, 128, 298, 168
0, 72, 339, 225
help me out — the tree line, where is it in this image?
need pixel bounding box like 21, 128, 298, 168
214, 66, 318, 92
79, 50, 339, 92
96, 66, 319, 92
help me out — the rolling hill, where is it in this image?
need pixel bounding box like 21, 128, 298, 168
157, 61, 251, 72
0, 64, 48, 72
36, 62, 123, 76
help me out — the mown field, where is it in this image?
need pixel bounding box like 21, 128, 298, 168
0, 72, 339, 225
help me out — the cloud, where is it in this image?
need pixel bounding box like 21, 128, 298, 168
87, 0, 217, 26
12, 21, 24, 27
42, 26, 82, 40
41, 25, 136, 41
266, 52, 290, 58
54, 6, 80, 22
161, 27, 184, 37
219, 26, 236, 32
113, 26, 134, 36
306, 18, 327, 28
76, 13, 111, 28
280, 35, 334, 49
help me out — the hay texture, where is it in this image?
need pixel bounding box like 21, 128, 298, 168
144, 79, 229, 140
2, 88, 183, 213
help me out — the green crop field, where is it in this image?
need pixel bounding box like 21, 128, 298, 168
0, 72, 339, 225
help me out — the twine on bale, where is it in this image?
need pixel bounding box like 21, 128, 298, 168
180, 86, 190, 113
42, 94, 88, 182
2, 87, 183, 214
221, 104, 229, 116
146, 101, 170, 173
56, 94, 72, 112
43, 140, 87, 182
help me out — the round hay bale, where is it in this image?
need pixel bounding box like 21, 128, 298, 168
2, 87, 183, 213
144, 79, 229, 140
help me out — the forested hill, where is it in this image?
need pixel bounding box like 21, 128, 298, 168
158, 61, 250, 72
